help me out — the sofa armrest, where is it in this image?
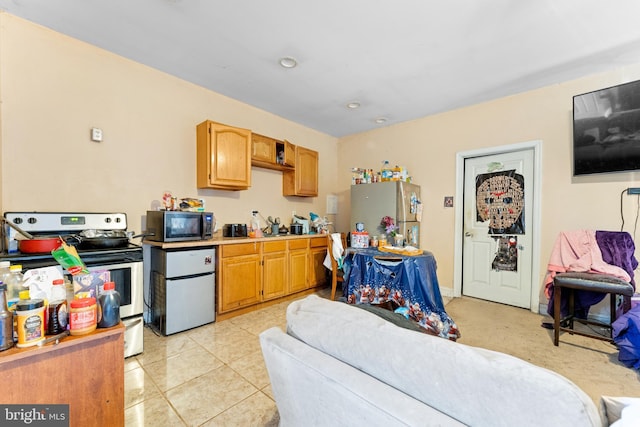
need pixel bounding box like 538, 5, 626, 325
600, 396, 640, 426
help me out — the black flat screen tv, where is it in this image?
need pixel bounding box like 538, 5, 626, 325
573, 79, 640, 176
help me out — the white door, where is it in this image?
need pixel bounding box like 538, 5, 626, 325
462, 149, 534, 308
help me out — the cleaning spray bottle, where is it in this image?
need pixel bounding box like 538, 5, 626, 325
251, 211, 263, 238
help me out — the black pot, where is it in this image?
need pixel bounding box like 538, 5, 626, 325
290, 223, 303, 235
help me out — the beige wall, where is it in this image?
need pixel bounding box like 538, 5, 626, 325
0, 13, 338, 234
3, 13, 640, 306
337, 66, 640, 301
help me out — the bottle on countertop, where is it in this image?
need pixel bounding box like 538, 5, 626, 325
5, 264, 23, 311
6, 265, 23, 342
0, 261, 11, 284
20, 289, 49, 333
97, 281, 121, 328
48, 279, 68, 335
0, 282, 14, 351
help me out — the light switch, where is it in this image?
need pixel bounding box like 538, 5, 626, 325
91, 127, 103, 142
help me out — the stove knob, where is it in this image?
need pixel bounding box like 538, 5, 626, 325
115, 217, 121, 223
105, 217, 112, 224
28, 217, 37, 224
14, 218, 22, 224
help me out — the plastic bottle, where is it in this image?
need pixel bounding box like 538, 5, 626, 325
381, 160, 392, 182
392, 165, 402, 181
97, 281, 121, 328
5, 265, 23, 310
48, 279, 68, 335
5, 265, 23, 342
64, 277, 75, 307
0, 282, 14, 351
0, 261, 11, 284
15, 298, 45, 347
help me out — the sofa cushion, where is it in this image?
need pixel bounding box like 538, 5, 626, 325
286, 295, 602, 427
260, 327, 464, 426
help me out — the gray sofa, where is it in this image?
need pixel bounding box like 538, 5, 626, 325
260, 295, 631, 426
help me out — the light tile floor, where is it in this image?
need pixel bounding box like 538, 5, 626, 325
124, 289, 331, 426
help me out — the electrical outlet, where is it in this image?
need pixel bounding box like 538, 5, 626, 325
628, 188, 640, 195
251, 210, 258, 216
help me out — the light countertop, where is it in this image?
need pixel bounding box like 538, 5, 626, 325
143, 232, 327, 249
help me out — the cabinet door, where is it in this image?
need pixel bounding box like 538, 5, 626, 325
263, 251, 287, 300
252, 133, 276, 163
309, 247, 328, 288
282, 139, 296, 167
197, 120, 251, 190
219, 254, 261, 313
288, 249, 309, 293
283, 146, 318, 196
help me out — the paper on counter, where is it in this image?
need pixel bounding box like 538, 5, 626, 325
23, 266, 65, 300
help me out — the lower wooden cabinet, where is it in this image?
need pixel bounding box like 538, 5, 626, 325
262, 240, 287, 301
217, 236, 327, 315
309, 237, 328, 287
288, 239, 309, 293
218, 243, 261, 313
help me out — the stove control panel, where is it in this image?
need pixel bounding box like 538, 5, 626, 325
4, 212, 128, 233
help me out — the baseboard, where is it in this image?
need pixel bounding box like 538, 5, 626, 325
440, 287, 454, 298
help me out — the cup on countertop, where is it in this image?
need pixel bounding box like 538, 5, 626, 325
272, 224, 280, 235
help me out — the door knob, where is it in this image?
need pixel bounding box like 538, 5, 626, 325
464, 232, 473, 237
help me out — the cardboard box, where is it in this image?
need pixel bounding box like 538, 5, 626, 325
351, 232, 369, 248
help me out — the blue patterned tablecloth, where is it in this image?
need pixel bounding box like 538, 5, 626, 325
344, 248, 458, 339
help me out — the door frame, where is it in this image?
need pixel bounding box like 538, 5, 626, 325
453, 140, 543, 313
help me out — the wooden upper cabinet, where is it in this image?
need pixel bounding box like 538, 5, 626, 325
283, 146, 318, 197
281, 140, 295, 167
252, 133, 295, 170
252, 133, 277, 164
197, 120, 251, 190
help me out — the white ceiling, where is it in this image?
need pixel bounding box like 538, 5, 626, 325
2, 0, 640, 137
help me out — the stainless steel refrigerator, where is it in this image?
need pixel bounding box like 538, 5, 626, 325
350, 181, 421, 247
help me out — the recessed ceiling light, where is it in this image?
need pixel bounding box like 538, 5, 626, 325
279, 57, 297, 68
346, 102, 361, 109
375, 117, 387, 124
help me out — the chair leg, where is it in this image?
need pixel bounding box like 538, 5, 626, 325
330, 270, 337, 300
554, 285, 561, 346
567, 289, 575, 334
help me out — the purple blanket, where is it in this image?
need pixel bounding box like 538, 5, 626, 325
596, 231, 638, 287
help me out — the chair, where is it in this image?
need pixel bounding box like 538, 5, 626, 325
327, 233, 347, 300
553, 272, 634, 346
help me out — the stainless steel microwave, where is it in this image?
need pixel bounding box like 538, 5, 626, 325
146, 211, 214, 242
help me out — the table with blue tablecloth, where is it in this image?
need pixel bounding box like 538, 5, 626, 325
343, 248, 459, 339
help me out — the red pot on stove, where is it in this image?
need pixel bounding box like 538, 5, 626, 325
18, 237, 64, 254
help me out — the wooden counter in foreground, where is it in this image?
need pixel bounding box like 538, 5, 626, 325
0, 324, 125, 427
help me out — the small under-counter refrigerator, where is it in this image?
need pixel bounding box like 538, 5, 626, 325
151, 246, 215, 335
